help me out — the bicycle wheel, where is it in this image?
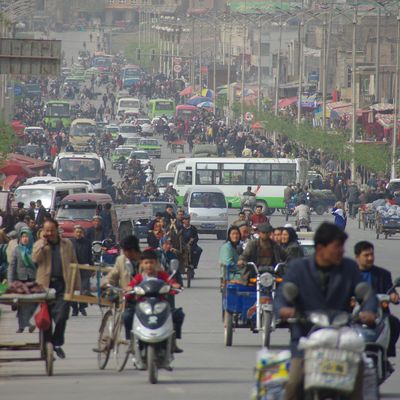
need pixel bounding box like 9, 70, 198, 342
97, 310, 113, 370
114, 315, 130, 372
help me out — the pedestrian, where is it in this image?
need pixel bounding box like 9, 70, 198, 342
70, 225, 93, 317
99, 203, 113, 239
86, 215, 106, 244
8, 228, 37, 333
331, 201, 347, 230
32, 219, 78, 359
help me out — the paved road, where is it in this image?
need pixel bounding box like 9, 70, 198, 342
1, 31, 400, 399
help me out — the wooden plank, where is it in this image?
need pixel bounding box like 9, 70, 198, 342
64, 293, 112, 307
0, 342, 40, 350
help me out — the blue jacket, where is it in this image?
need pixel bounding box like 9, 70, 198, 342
274, 256, 378, 357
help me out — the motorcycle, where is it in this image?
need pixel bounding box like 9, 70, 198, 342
130, 271, 182, 383
282, 281, 375, 399
353, 276, 400, 385
241, 195, 256, 220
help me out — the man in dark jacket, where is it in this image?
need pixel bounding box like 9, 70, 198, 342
355, 240, 400, 358
70, 225, 93, 316
238, 223, 287, 267
86, 216, 106, 244
275, 223, 378, 400
180, 215, 202, 268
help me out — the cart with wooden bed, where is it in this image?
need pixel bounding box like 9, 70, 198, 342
169, 139, 185, 153
0, 289, 56, 376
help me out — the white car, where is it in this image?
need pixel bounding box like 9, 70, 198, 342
129, 150, 151, 166
119, 123, 141, 139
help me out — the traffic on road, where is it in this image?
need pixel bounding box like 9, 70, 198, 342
1, 23, 400, 400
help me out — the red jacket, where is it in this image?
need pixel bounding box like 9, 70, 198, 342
250, 213, 269, 225
128, 271, 177, 288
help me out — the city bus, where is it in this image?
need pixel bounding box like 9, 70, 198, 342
43, 100, 71, 130
175, 105, 198, 122
121, 65, 142, 89
148, 99, 176, 120
53, 152, 106, 190
167, 157, 308, 212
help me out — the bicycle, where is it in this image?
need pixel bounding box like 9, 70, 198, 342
95, 285, 131, 372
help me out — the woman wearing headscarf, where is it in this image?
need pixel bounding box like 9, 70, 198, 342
8, 228, 37, 333
219, 226, 241, 282
280, 227, 304, 262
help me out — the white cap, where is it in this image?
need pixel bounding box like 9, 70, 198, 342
284, 223, 293, 228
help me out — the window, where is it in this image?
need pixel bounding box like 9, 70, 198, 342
177, 171, 192, 185
245, 163, 271, 185
271, 164, 296, 186
190, 192, 226, 208
220, 163, 245, 185
195, 163, 220, 185
261, 43, 270, 56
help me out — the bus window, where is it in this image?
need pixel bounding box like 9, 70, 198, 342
195, 170, 220, 185
177, 171, 192, 185
271, 164, 296, 185
221, 170, 244, 185
245, 164, 271, 185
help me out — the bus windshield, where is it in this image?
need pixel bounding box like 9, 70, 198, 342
155, 101, 174, 111
58, 158, 101, 183
71, 123, 96, 136
46, 103, 70, 117
15, 188, 53, 209
92, 57, 112, 68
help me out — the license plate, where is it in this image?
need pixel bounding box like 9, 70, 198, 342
319, 360, 348, 375
201, 223, 215, 229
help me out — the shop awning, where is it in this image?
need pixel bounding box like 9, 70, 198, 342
369, 103, 394, 112
276, 97, 297, 109
179, 86, 193, 97
376, 113, 400, 129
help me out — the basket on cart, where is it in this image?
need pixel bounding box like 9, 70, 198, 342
304, 347, 361, 393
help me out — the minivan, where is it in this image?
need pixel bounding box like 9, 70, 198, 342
183, 186, 228, 240
13, 183, 89, 213
56, 193, 116, 238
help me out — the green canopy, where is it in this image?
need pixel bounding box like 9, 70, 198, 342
227, 1, 291, 13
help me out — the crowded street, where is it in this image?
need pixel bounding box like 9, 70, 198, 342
1, 2, 400, 399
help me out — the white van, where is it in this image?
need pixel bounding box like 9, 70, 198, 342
14, 182, 89, 213
155, 172, 174, 194
183, 186, 228, 239
117, 97, 141, 117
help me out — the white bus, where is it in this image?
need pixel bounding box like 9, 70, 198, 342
167, 157, 308, 212
53, 152, 106, 190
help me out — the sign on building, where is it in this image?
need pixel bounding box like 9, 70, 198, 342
0, 38, 61, 76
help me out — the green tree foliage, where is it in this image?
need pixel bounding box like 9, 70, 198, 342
0, 120, 16, 163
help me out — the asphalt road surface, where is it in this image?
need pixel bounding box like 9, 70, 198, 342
1, 31, 400, 399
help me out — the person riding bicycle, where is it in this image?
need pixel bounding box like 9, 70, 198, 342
180, 215, 202, 269
292, 199, 311, 230
101, 235, 141, 340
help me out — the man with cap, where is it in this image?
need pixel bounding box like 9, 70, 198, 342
232, 211, 250, 227
180, 214, 202, 269
101, 235, 141, 340
86, 215, 106, 244
238, 223, 287, 268
70, 225, 93, 316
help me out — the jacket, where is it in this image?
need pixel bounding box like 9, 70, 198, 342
32, 238, 79, 292
70, 237, 93, 265
347, 185, 360, 203
282, 242, 304, 262
101, 254, 138, 289
274, 256, 378, 357
219, 241, 240, 267
361, 265, 394, 295
238, 238, 287, 266
8, 246, 36, 282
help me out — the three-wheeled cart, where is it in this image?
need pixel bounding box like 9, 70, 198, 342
376, 213, 400, 239
0, 290, 56, 376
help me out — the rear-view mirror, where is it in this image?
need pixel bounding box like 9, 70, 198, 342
282, 282, 299, 303
354, 282, 371, 304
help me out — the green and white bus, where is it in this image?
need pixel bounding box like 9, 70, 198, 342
148, 99, 176, 119
166, 157, 308, 212
44, 100, 72, 130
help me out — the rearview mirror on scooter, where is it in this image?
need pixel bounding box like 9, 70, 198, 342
354, 282, 372, 304
394, 276, 400, 287
282, 282, 299, 303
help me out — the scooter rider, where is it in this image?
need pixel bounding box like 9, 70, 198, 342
275, 223, 378, 400
354, 241, 400, 359
292, 199, 311, 230
127, 249, 184, 368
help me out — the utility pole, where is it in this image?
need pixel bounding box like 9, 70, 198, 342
213, 22, 217, 115
322, 15, 327, 130
351, 7, 358, 181
274, 16, 283, 118
199, 23, 203, 89
227, 20, 232, 125
241, 24, 246, 120
375, 7, 381, 103
297, 20, 304, 125
391, 13, 400, 179
257, 20, 262, 113
191, 17, 195, 92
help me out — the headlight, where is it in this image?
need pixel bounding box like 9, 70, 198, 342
159, 284, 171, 295
138, 302, 152, 315
92, 242, 102, 254
134, 286, 145, 296
260, 272, 274, 288
153, 303, 167, 314
309, 312, 330, 327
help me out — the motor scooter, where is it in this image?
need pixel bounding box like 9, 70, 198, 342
353, 276, 400, 384
296, 218, 311, 232
130, 269, 182, 384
